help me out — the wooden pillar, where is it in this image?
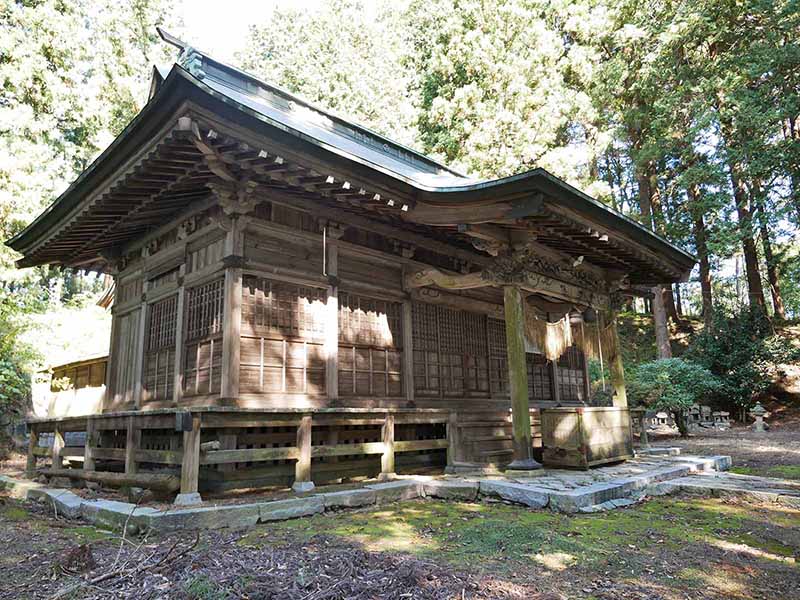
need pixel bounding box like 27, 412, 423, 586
380, 413, 395, 480
221, 218, 244, 400
446, 410, 460, 468
26, 426, 39, 477
84, 418, 96, 471
293, 414, 314, 492
402, 300, 414, 403
175, 412, 202, 505
173, 264, 186, 404
52, 425, 64, 469
132, 280, 149, 408
607, 311, 627, 407
125, 416, 141, 475
325, 223, 342, 403
503, 285, 541, 470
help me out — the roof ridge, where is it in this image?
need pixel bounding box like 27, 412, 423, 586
156, 28, 467, 180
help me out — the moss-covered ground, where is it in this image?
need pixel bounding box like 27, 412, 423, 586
238, 496, 799, 599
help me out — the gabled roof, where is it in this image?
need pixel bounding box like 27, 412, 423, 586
7, 30, 695, 284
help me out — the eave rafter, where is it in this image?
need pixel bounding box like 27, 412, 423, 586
25, 127, 210, 269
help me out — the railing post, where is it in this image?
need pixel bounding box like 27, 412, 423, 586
446, 410, 459, 469
125, 416, 141, 475
84, 418, 96, 471
380, 413, 395, 481
175, 412, 202, 505
293, 414, 314, 492
52, 424, 64, 469
26, 425, 39, 478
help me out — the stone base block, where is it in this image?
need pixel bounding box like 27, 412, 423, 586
478, 480, 548, 508
320, 488, 377, 509
174, 492, 203, 506
259, 497, 324, 522
423, 480, 479, 501
366, 480, 423, 504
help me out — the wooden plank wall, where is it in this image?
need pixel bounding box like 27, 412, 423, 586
103, 198, 591, 417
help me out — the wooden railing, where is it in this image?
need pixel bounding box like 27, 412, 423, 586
26, 408, 452, 500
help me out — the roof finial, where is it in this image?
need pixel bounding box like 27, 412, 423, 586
156, 27, 188, 51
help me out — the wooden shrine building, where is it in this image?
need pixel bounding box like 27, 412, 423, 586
8, 30, 694, 504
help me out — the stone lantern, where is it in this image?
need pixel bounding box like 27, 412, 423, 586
749, 402, 769, 432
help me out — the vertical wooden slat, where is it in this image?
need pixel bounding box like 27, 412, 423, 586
446, 410, 459, 467
175, 412, 202, 505
293, 414, 314, 492
52, 425, 64, 469
550, 359, 561, 404
26, 426, 39, 477
132, 280, 149, 408
125, 416, 140, 475
380, 413, 395, 480
174, 270, 186, 404
84, 418, 96, 471
325, 230, 340, 402
259, 336, 265, 390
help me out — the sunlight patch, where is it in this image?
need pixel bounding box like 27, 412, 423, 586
709, 539, 796, 564
530, 551, 577, 571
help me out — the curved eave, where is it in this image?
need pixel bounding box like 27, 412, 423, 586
7, 70, 191, 256
8, 65, 695, 280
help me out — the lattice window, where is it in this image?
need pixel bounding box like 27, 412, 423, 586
526, 352, 552, 402
184, 279, 225, 396
338, 293, 403, 397
185, 279, 224, 341
241, 277, 326, 341
487, 318, 508, 396
558, 345, 586, 402
412, 302, 489, 398
144, 295, 177, 402
239, 277, 327, 395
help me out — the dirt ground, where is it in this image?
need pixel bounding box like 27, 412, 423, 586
649, 421, 800, 479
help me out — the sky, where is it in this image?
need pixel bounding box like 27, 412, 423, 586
178, 0, 324, 63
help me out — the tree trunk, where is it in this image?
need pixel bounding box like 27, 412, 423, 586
753, 188, 786, 320
648, 171, 682, 324
652, 287, 672, 358
672, 410, 689, 438
718, 116, 768, 316
688, 185, 714, 326
786, 116, 800, 223
636, 163, 672, 357
674, 283, 683, 316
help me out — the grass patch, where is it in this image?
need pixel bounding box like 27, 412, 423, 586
184, 574, 230, 600
62, 525, 115, 544
729, 465, 800, 479
0, 505, 30, 521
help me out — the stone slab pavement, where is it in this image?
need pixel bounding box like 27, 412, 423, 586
8, 452, 794, 532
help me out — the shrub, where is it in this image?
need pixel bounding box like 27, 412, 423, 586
684, 308, 800, 415
627, 358, 723, 436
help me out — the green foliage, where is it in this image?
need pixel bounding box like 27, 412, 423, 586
685, 308, 800, 409
0, 289, 40, 430
627, 358, 722, 415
